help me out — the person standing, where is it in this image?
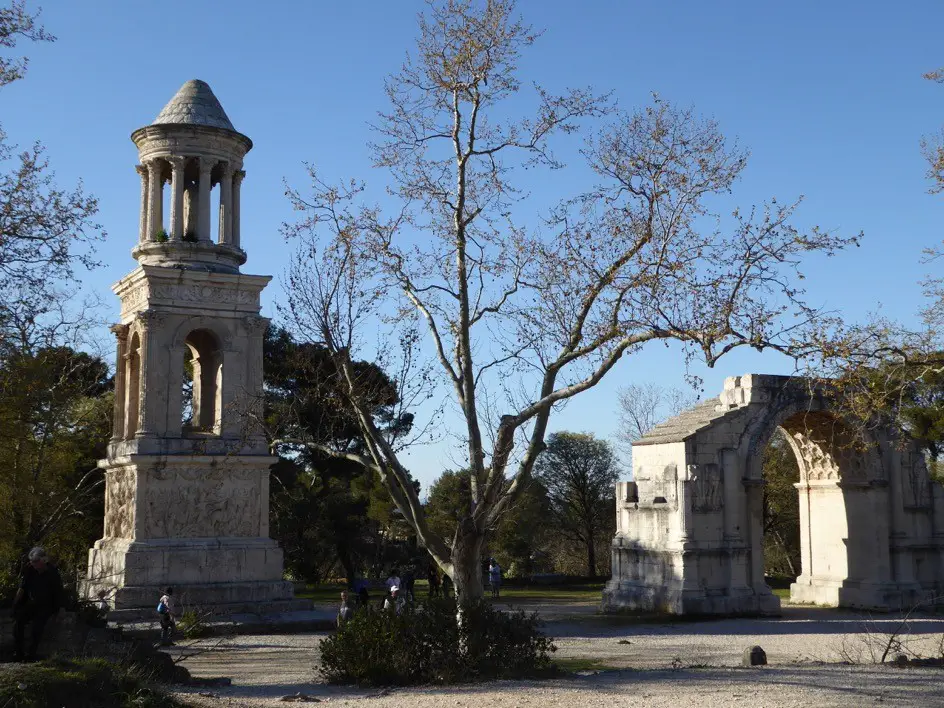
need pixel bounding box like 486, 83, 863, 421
383, 585, 405, 615
427, 561, 441, 598
441, 573, 453, 598
356, 585, 371, 610
337, 590, 355, 627
488, 559, 502, 599
157, 587, 177, 646
385, 568, 401, 594
12, 547, 63, 662
401, 566, 416, 603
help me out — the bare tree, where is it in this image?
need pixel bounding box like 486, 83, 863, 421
282, 0, 857, 606
0, 1, 103, 357
617, 382, 697, 452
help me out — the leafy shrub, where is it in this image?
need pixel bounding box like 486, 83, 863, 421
176, 609, 209, 639
0, 656, 184, 707
320, 597, 555, 685
153, 229, 169, 243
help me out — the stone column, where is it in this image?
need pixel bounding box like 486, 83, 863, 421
744, 478, 766, 589
218, 162, 234, 244
184, 181, 198, 239
198, 158, 212, 242
232, 170, 245, 249
168, 156, 186, 240
110, 324, 129, 441
135, 165, 148, 244
146, 159, 163, 241
795, 479, 813, 581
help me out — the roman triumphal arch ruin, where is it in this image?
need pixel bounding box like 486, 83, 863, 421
603, 374, 944, 615
84, 80, 302, 612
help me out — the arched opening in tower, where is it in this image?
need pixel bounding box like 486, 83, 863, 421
181, 328, 223, 435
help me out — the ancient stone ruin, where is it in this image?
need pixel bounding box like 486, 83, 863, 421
604, 374, 944, 615
84, 80, 300, 612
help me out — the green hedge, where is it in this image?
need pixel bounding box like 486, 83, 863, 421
320, 597, 556, 685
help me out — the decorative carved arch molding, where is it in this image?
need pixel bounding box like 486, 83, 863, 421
742, 400, 886, 487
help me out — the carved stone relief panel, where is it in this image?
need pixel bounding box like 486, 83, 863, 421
652, 464, 678, 507
143, 466, 261, 538
104, 468, 136, 539
692, 463, 723, 512
120, 284, 149, 314
150, 283, 256, 306
901, 448, 932, 510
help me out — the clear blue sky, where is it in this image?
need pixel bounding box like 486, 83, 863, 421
4, 1, 943, 488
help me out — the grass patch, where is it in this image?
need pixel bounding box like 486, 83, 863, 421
295, 583, 348, 604
494, 583, 605, 603
298, 581, 606, 605
553, 657, 618, 673
772, 587, 791, 601
0, 656, 184, 708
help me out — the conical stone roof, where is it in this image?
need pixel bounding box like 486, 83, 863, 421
152, 79, 236, 131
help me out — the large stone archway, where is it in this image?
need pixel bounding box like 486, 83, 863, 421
603, 374, 944, 615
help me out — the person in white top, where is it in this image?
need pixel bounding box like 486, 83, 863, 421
157, 586, 177, 645
383, 586, 405, 615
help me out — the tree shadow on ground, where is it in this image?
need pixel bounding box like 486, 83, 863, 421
547, 606, 944, 639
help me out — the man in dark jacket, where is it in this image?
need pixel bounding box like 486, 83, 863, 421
13, 547, 63, 661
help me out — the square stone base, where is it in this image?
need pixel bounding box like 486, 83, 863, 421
602, 578, 781, 616
85, 536, 294, 610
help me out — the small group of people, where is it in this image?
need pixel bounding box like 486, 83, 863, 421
335, 558, 503, 627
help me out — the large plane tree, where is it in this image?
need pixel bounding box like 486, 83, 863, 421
282, 0, 857, 605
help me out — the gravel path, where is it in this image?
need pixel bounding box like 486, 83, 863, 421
168, 606, 944, 707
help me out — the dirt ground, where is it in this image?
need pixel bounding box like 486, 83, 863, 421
168, 604, 944, 707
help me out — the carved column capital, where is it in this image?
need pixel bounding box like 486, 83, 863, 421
135, 164, 148, 177
135, 309, 166, 332
242, 314, 269, 335
110, 323, 130, 341
234, 169, 246, 185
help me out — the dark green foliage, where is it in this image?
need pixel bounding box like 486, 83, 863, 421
319, 598, 556, 685
533, 432, 619, 577
0, 657, 184, 708
762, 430, 801, 578
265, 326, 416, 583
0, 346, 112, 605
425, 469, 551, 577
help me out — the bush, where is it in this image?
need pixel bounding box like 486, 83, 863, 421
320, 597, 556, 685
0, 656, 185, 707
176, 609, 210, 639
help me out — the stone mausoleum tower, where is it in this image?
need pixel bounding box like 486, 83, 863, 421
86, 80, 297, 611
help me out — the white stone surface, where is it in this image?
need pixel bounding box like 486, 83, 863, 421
604, 374, 944, 615
85, 82, 295, 612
